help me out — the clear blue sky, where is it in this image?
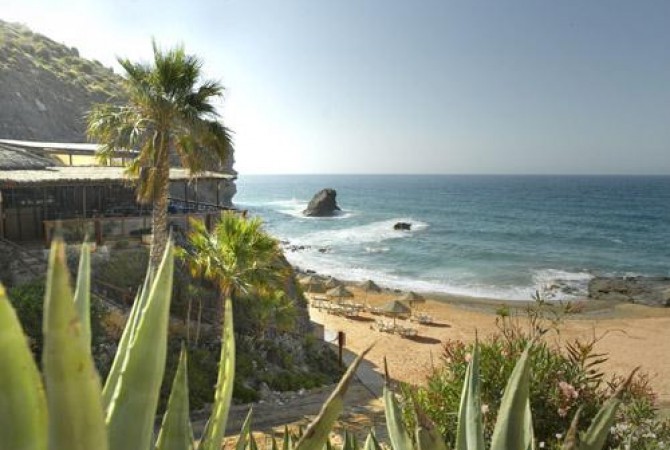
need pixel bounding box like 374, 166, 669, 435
4, 0, 670, 174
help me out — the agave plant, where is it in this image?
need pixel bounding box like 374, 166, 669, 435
0, 239, 631, 450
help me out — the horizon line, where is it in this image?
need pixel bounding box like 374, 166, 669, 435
237, 172, 670, 177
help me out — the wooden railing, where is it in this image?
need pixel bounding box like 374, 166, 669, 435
42, 212, 220, 247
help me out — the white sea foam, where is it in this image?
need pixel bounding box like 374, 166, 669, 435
365, 246, 390, 254
293, 218, 428, 247
286, 250, 545, 301
531, 269, 594, 300
268, 199, 356, 219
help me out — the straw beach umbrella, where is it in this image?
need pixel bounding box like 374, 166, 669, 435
381, 300, 411, 326
360, 279, 382, 304
327, 285, 354, 304
398, 291, 426, 309
324, 277, 342, 289
299, 275, 325, 295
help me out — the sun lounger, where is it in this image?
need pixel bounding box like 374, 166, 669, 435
397, 327, 418, 337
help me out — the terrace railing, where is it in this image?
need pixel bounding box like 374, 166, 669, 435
42, 212, 219, 246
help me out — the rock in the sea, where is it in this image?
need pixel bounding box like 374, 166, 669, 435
588, 276, 670, 307
393, 222, 412, 231
303, 188, 341, 217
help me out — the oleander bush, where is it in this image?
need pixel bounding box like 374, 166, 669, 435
405, 322, 670, 449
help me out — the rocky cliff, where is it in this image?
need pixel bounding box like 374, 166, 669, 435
0, 19, 124, 141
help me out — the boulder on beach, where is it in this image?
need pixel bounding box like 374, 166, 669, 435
588, 276, 670, 307
303, 188, 341, 217
393, 222, 411, 231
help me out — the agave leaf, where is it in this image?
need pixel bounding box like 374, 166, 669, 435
73, 241, 91, 347
0, 284, 48, 450
454, 343, 484, 450
561, 407, 582, 450
383, 358, 414, 450
155, 344, 195, 450
282, 425, 292, 450
271, 433, 279, 450
42, 238, 108, 450
363, 431, 382, 450
248, 429, 259, 450
294, 345, 373, 450
579, 368, 639, 450
342, 431, 353, 450
235, 408, 254, 450
102, 270, 152, 410
197, 297, 236, 450
489, 344, 533, 450
413, 399, 447, 450
524, 399, 535, 450
106, 240, 174, 450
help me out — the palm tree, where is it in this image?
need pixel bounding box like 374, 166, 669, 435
87, 41, 233, 269
254, 290, 298, 340
179, 211, 283, 332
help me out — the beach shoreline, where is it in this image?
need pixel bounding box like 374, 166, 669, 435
299, 268, 670, 408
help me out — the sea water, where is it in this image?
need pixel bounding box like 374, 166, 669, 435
234, 175, 670, 301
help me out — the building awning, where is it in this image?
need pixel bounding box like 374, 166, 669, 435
0, 166, 234, 188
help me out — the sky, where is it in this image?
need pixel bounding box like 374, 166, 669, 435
3, 0, 670, 175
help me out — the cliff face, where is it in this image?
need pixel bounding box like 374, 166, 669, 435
0, 20, 236, 206
0, 20, 124, 141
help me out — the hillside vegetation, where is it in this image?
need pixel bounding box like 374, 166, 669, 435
0, 19, 124, 141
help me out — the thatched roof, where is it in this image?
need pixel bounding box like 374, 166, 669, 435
326, 285, 354, 298
0, 142, 63, 170
360, 279, 382, 293
398, 291, 426, 305
381, 300, 411, 315
0, 166, 234, 188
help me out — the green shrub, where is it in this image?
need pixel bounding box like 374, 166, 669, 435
8, 279, 107, 369
407, 331, 668, 449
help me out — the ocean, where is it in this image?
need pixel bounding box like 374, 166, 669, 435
234, 175, 670, 301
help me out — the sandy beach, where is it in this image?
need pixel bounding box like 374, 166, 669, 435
307, 282, 670, 408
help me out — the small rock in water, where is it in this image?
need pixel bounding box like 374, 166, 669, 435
393, 222, 412, 231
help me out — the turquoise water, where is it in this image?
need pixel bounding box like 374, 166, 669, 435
234, 175, 670, 301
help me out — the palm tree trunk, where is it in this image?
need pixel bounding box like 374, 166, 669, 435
150, 154, 170, 269
214, 286, 229, 337
186, 295, 192, 345
195, 297, 202, 347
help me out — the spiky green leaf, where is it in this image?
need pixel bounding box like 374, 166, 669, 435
580, 368, 638, 450
0, 284, 47, 450
197, 296, 236, 450
106, 240, 174, 450
42, 239, 108, 450
561, 407, 582, 450
73, 242, 91, 347
383, 358, 414, 450
455, 343, 484, 450
102, 270, 152, 410
282, 426, 292, 450
235, 408, 254, 450
294, 346, 373, 450
155, 344, 195, 450
363, 431, 382, 450
414, 400, 448, 450
490, 345, 534, 450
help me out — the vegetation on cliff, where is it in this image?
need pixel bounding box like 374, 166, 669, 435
0, 19, 124, 140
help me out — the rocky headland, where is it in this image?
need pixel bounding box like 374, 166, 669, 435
588, 276, 670, 307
